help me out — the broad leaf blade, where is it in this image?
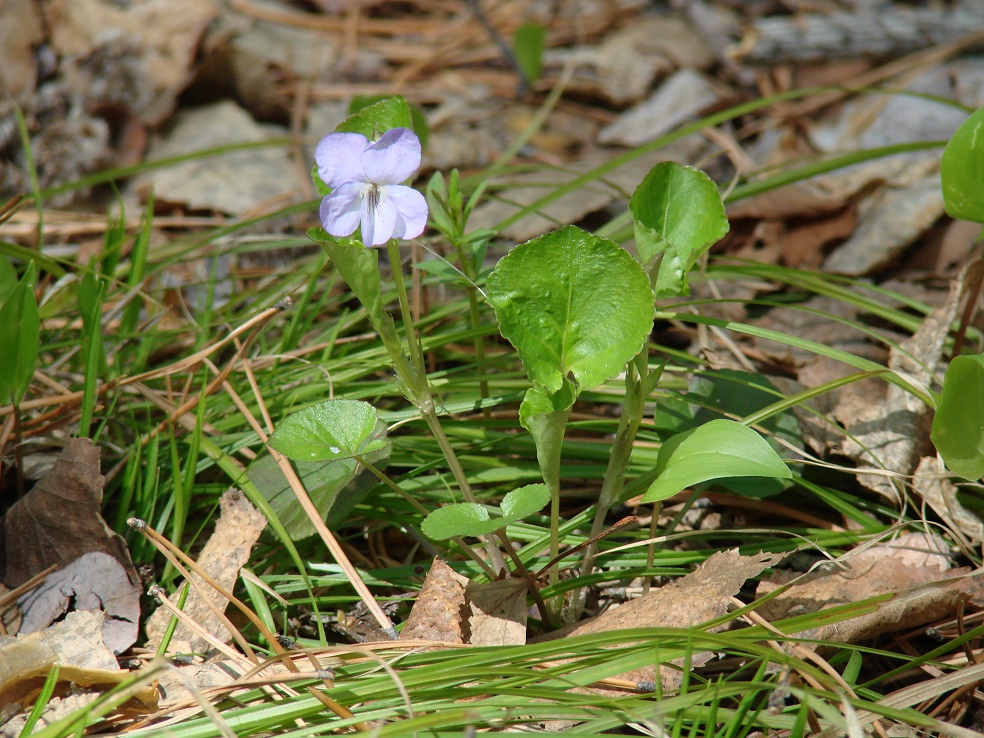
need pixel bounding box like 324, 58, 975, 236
486, 225, 654, 394
931, 353, 984, 480
422, 484, 550, 539
249, 432, 389, 540
643, 419, 791, 503
335, 96, 414, 140
628, 162, 729, 297
941, 105, 984, 224
270, 399, 389, 462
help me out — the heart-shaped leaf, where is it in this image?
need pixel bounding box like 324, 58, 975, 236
422, 483, 551, 540
486, 225, 654, 394
629, 162, 729, 297
642, 419, 791, 503
941, 105, 984, 225
250, 425, 389, 539
931, 353, 984, 480
270, 399, 389, 462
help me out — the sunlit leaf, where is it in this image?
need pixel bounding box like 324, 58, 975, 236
941, 105, 984, 225
486, 225, 654, 394
643, 419, 791, 503
270, 399, 390, 462
422, 484, 551, 539
336, 96, 415, 141
629, 162, 729, 297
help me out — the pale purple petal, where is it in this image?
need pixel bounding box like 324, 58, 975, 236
320, 183, 365, 237
315, 132, 369, 188
362, 128, 421, 185
362, 188, 397, 246
382, 185, 428, 240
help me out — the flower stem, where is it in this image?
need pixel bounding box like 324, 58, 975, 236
359, 456, 497, 579
452, 239, 490, 411
385, 240, 508, 573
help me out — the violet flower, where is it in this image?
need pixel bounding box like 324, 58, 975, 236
315, 127, 428, 246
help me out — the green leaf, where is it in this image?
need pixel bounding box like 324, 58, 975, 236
250, 428, 389, 539
931, 353, 984, 480
486, 225, 655, 394
422, 483, 551, 540
652, 369, 801, 497
0, 257, 17, 306
310, 229, 384, 326
941, 105, 984, 224
311, 163, 331, 197
348, 95, 429, 147
520, 381, 576, 496
642, 419, 791, 503
513, 23, 546, 86
270, 399, 390, 462
0, 261, 39, 406
336, 96, 415, 140
628, 162, 729, 297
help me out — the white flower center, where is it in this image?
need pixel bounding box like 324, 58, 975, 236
366, 183, 381, 215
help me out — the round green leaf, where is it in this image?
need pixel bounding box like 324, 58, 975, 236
486, 225, 655, 394
270, 399, 389, 462
931, 353, 984, 480
642, 419, 791, 503
941, 105, 984, 224
250, 428, 389, 540
335, 96, 414, 140
628, 162, 729, 297
422, 484, 550, 540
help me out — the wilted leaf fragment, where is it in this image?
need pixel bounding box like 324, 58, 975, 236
941, 105, 984, 224
629, 162, 729, 297
422, 484, 550, 540
466, 578, 528, 647
643, 419, 791, 503
269, 399, 389, 462
486, 225, 655, 394
931, 353, 984, 480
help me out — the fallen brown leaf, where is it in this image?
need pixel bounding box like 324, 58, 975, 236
0, 438, 140, 653
400, 558, 468, 644
466, 578, 528, 647
536, 549, 783, 689
755, 532, 975, 644
145, 488, 267, 654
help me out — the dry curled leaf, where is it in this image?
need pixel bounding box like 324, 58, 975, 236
145, 488, 266, 654
400, 558, 468, 644
0, 438, 140, 653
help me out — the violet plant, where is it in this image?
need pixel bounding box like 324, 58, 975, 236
270, 96, 791, 617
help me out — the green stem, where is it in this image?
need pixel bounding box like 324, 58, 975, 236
359, 457, 496, 579
453, 239, 490, 408
386, 241, 426, 378
571, 359, 647, 619
384, 240, 508, 573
